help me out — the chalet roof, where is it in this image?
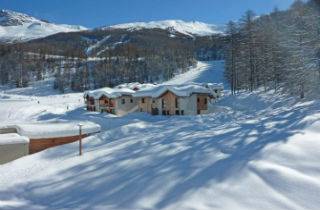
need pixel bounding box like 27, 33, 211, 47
133, 83, 221, 98
85, 87, 135, 99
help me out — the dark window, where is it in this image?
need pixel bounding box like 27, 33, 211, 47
197, 110, 200, 114
175, 98, 178, 108
142, 98, 145, 103
204, 98, 208, 104
152, 100, 156, 103
122, 98, 125, 104
130, 98, 133, 103
181, 110, 184, 115
197, 97, 200, 103
162, 99, 165, 108
162, 110, 166, 115
152, 108, 159, 115
175, 110, 180, 115
166, 111, 170, 115
215, 89, 218, 93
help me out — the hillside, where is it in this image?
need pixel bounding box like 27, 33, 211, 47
0, 10, 227, 92
0, 61, 320, 210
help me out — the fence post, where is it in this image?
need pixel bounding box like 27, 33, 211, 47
78, 123, 84, 156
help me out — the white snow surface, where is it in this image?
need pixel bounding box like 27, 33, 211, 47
0, 10, 86, 43
0, 133, 29, 145
0, 61, 320, 210
14, 122, 101, 139
107, 20, 224, 36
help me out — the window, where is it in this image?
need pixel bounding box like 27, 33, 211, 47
122, 98, 125, 104
130, 98, 133, 103
197, 97, 200, 103
162, 110, 166, 115
175, 98, 178, 108
204, 98, 207, 105
175, 110, 180, 115
215, 89, 218, 93
181, 110, 184, 115
142, 98, 145, 103
152, 100, 156, 103
162, 99, 165, 108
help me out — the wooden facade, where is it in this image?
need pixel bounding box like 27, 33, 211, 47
159, 91, 178, 115
197, 94, 209, 114
29, 134, 88, 154
86, 96, 96, 111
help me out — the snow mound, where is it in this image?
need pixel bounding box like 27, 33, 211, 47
107, 20, 224, 36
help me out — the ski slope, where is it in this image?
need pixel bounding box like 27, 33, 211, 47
0, 61, 320, 210
164, 61, 227, 86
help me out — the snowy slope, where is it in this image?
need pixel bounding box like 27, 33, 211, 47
107, 20, 224, 36
164, 61, 227, 86
0, 61, 320, 210
0, 9, 86, 43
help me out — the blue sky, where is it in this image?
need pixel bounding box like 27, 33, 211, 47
1, 0, 296, 28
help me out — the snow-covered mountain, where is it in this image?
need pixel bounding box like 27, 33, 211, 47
106, 20, 224, 37
0, 9, 87, 43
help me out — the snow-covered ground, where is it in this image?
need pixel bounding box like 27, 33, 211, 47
0, 61, 320, 210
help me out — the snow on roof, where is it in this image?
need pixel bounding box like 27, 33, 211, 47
205, 83, 224, 90
115, 82, 156, 91
84, 83, 157, 99
14, 121, 101, 139
133, 83, 215, 98
0, 133, 29, 145
85, 87, 135, 99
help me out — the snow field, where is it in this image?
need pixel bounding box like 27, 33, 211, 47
0, 61, 319, 210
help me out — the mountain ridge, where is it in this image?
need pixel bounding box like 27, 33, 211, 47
0, 9, 87, 43
104, 19, 224, 37
0, 10, 225, 43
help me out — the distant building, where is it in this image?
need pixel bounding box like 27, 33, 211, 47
133, 83, 223, 115
85, 83, 223, 116
84, 87, 138, 116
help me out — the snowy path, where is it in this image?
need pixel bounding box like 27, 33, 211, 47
0, 61, 320, 210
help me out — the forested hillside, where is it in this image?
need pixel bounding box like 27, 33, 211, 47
0, 20, 226, 92
225, 0, 320, 99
